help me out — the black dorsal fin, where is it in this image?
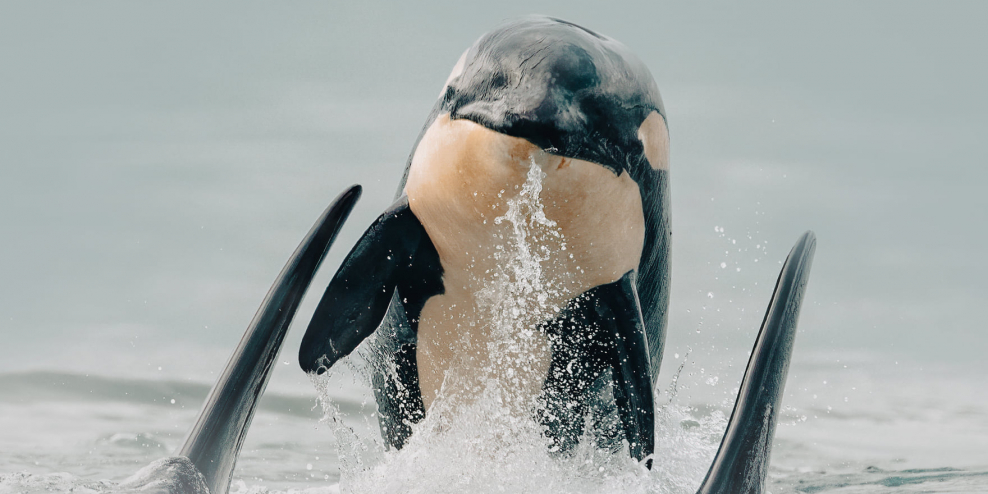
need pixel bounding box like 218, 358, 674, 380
177, 186, 360, 494
697, 231, 817, 494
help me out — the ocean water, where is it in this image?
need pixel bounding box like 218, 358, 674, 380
2, 358, 986, 493
2, 2, 987, 493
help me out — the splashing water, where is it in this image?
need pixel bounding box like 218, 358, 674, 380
472, 161, 570, 414
306, 161, 727, 494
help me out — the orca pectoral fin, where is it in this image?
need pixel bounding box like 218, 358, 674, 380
696, 231, 817, 494
177, 185, 360, 494
299, 196, 434, 375
599, 271, 655, 465
539, 273, 654, 463
541, 272, 655, 463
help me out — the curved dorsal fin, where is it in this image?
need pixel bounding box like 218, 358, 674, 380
177, 186, 361, 494
697, 231, 816, 494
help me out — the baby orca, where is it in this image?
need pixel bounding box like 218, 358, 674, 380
300, 16, 670, 463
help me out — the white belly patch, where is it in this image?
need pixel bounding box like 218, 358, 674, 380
404, 114, 646, 411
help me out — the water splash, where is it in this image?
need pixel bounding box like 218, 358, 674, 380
312, 161, 725, 493
473, 160, 570, 413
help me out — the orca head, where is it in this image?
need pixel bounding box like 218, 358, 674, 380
441, 15, 669, 176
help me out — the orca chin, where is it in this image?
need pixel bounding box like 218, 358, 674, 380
118, 185, 360, 494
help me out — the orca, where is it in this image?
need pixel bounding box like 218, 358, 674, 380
299, 15, 669, 463
117, 186, 361, 494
